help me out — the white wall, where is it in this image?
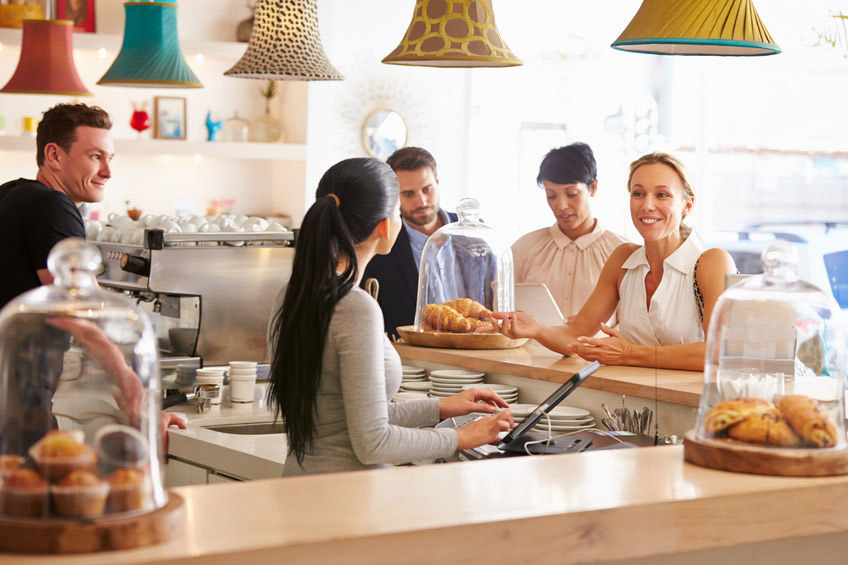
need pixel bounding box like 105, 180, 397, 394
0, 0, 306, 222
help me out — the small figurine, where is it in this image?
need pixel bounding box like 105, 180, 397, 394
205, 111, 223, 142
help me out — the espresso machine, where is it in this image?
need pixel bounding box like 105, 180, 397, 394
93, 229, 295, 368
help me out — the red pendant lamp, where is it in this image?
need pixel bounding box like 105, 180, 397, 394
1, 19, 92, 95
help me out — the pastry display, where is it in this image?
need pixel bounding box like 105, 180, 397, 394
704, 395, 838, 448
420, 299, 492, 333
0, 468, 48, 518
29, 429, 97, 481
51, 470, 110, 519
106, 468, 151, 512
0, 427, 155, 520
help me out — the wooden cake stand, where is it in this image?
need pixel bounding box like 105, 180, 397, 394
0, 492, 185, 554
684, 431, 848, 476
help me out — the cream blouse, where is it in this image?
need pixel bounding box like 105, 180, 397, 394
617, 231, 707, 346
512, 221, 629, 318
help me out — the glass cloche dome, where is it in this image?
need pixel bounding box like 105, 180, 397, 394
693, 240, 846, 453
0, 238, 166, 520
413, 198, 513, 332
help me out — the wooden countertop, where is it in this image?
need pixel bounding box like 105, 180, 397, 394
7, 446, 848, 564
395, 341, 705, 407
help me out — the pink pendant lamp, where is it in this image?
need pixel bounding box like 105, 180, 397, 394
1, 19, 92, 95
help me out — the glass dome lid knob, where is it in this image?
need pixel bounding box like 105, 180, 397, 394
761, 239, 799, 284
456, 198, 481, 225
46, 237, 103, 293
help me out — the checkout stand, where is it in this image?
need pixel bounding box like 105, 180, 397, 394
6, 341, 848, 563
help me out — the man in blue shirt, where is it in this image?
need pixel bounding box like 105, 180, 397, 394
362, 147, 457, 339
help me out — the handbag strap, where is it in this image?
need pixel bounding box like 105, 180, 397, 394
693, 253, 705, 323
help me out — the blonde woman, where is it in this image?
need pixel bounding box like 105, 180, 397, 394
492, 153, 736, 371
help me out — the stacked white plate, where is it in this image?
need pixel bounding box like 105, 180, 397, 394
399, 380, 431, 394
508, 404, 595, 432
401, 365, 427, 382
428, 369, 485, 398
460, 383, 519, 404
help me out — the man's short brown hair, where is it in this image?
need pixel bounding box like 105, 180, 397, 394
385, 147, 438, 177
36, 103, 112, 167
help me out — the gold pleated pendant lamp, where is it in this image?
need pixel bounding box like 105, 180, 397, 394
611, 0, 780, 56
383, 0, 522, 68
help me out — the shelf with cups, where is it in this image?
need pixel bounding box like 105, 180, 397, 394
0, 27, 248, 61
0, 135, 306, 161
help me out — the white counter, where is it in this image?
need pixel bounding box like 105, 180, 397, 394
165, 383, 286, 482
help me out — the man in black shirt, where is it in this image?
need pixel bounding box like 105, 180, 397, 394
0, 103, 114, 309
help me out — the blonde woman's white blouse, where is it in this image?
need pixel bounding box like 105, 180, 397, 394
512, 221, 629, 318
617, 231, 707, 347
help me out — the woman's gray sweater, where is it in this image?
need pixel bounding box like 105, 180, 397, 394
282, 286, 458, 476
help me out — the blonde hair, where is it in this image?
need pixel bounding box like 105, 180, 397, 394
627, 152, 695, 239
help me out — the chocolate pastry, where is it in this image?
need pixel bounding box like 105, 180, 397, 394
727, 409, 803, 447
703, 398, 773, 435
777, 395, 838, 448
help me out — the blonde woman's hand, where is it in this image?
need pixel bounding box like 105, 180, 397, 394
456, 410, 515, 450
489, 311, 541, 340
439, 387, 509, 419
570, 323, 632, 365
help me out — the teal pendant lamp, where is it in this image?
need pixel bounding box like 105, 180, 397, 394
98, 1, 202, 88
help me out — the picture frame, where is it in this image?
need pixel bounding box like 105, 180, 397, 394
56, 0, 96, 33
153, 97, 187, 140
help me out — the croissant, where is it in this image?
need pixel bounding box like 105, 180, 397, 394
443, 298, 492, 321
777, 395, 838, 448
726, 409, 803, 447
421, 304, 471, 333
703, 398, 773, 435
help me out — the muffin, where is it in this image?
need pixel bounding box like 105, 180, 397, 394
30, 429, 96, 482
51, 470, 109, 519
95, 425, 149, 476
0, 468, 48, 518
0, 454, 25, 478
106, 468, 151, 512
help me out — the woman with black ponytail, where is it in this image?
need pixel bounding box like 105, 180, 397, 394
269, 158, 514, 476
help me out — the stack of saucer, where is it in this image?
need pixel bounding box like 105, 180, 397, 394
460, 383, 518, 404
509, 404, 594, 432
228, 361, 257, 403
401, 365, 427, 381
428, 369, 485, 398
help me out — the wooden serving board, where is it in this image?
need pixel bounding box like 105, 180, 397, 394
684, 430, 848, 476
396, 325, 528, 350
0, 491, 185, 554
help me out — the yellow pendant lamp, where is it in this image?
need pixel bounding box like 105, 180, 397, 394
383, 0, 522, 68
611, 0, 780, 56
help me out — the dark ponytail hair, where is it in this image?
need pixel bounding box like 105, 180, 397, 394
268, 158, 399, 465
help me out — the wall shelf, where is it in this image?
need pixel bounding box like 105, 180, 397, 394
0, 28, 248, 60
0, 135, 306, 161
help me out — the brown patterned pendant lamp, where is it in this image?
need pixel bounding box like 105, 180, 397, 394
383, 0, 522, 68
224, 0, 343, 80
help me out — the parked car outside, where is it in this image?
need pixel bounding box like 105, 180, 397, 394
703, 223, 848, 315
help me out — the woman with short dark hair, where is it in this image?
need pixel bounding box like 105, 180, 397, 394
269, 158, 513, 475
511, 142, 628, 319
